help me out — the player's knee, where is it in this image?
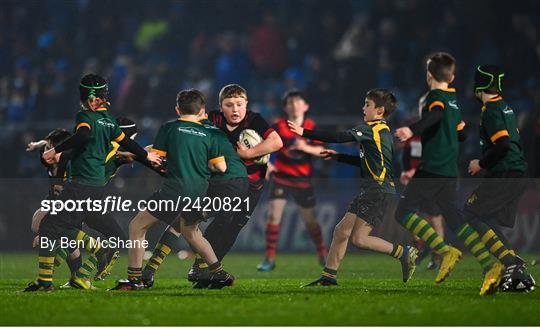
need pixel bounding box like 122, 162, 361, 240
180, 223, 200, 241
333, 224, 350, 242
350, 234, 368, 249
128, 217, 146, 238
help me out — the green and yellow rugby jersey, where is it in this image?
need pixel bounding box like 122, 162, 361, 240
418, 88, 463, 177
479, 96, 527, 173
151, 119, 225, 198
347, 119, 395, 193
200, 119, 247, 181
70, 107, 125, 186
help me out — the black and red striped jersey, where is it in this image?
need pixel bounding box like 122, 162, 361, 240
272, 118, 322, 189
208, 110, 275, 189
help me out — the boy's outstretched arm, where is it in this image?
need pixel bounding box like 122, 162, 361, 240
290, 139, 326, 157
118, 137, 162, 166
320, 149, 362, 167
288, 120, 355, 143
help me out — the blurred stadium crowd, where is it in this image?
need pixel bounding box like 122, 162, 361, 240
0, 0, 539, 179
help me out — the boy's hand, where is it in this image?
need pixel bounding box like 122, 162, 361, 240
468, 159, 482, 176
147, 152, 162, 166
395, 127, 413, 142
42, 148, 57, 164
236, 141, 252, 159
320, 149, 338, 160
400, 169, 416, 186
26, 140, 47, 152
287, 120, 304, 136
265, 162, 276, 180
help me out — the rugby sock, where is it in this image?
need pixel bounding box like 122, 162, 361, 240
194, 255, 208, 269
54, 248, 70, 267
64, 229, 102, 255
307, 223, 327, 258
128, 267, 142, 282
37, 239, 58, 286
208, 261, 223, 273
265, 223, 280, 259
476, 225, 517, 266
321, 267, 337, 280
64, 230, 104, 279
144, 230, 176, 274
75, 254, 98, 279
400, 213, 450, 255
456, 223, 495, 270
391, 244, 405, 260
38, 254, 55, 286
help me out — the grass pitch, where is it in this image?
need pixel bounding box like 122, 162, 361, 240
0, 252, 539, 326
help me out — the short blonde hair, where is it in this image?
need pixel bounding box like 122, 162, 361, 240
219, 84, 248, 105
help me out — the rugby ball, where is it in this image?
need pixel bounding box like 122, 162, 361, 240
239, 129, 270, 165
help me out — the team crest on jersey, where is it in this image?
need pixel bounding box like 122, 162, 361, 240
502, 106, 514, 115
178, 127, 207, 137
448, 100, 459, 110
96, 118, 116, 128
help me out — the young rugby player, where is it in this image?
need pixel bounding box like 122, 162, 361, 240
27, 129, 82, 278
139, 85, 281, 288
400, 95, 445, 270
257, 90, 327, 271
141, 111, 249, 289
186, 84, 283, 280
27, 118, 156, 289
465, 64, 535, 292
289, 89, 418, 286
25, 74, 160, 291
394, 53, 504, 295
112, 89, 235, 291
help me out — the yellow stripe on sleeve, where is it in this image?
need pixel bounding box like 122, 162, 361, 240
114, 132, 126, 142
76, 122, 91, 130
490, 130, 509, 142
151, 148, 167, 157
208, 156, 225, 164
428, 101, 445, 111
